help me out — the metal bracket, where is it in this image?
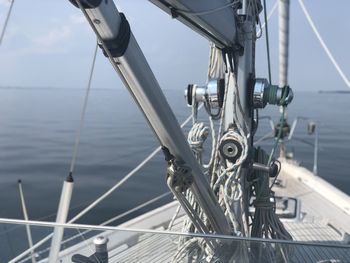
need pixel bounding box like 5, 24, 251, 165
167, 160, 193, 193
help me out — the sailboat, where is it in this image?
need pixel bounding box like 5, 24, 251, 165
1, 0, 350, 262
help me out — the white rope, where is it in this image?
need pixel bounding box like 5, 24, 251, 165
210, 73, 230, 188
223, 168, 240, 233
188, 122, 209, 156
187, 120, 216, 169
298, 0, 350, 89
167, 204, 181, 230
204, 116, 216, 169
172, 238, 202, 262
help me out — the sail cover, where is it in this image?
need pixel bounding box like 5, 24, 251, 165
149, 0, 237, 49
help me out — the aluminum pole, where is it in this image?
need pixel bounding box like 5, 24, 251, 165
224, 0, 254, 134
313, 127, 318, 175
221, 0, 256, 237
71, 0, 230, 235
278, 0, 290, 158
279, 0, 290, 87
18, 180, 36, 263
48, 176, 74, 262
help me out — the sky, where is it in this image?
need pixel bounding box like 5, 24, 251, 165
0, 0, 349, 91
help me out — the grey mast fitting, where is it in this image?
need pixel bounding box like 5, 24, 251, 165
70, 0, 231, 235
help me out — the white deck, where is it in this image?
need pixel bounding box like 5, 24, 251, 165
36, 160, 350, 263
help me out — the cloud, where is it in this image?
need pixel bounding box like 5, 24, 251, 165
69, 14, 86, 25
0, 0, 12, 7
32, 25, 72, 53
29, 15, 89, 54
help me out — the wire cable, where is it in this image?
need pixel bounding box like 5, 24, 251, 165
0, 0, 15, 46
298, 0, 350, 89
263, 0, 272, 84
3, 217, 349, 249
257, 1, 278, 36
69, 40, 98, 176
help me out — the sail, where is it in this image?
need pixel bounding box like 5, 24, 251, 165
149, 0, 237, 48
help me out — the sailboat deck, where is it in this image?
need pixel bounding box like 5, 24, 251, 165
105, 221, 350, 263
108, 219, 182, 263
38, 160, 350, 263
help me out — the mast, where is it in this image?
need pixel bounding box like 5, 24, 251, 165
224, 1, 255, 131
278, 0, 290, 158
279, 0, 290, 87
222, 0, 257, 237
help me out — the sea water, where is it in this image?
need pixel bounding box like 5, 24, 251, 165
0, 88, 349, 260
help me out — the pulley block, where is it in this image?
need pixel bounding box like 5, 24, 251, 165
219, 130, 244, 163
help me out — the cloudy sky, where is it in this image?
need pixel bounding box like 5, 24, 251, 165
0, 0, 349, 91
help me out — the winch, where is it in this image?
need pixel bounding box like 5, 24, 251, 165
185, 78, 225, 109
253, 78, 293, 108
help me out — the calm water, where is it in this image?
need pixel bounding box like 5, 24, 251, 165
0, 88, 349, 260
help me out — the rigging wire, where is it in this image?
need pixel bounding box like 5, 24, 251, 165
3, 217, 350, 249
263, 0, 272, 84
257, 1, 278, 36
3, 224, 15, 258
46, 38, 99, 263
69, 40, 98, 176
298, 0, 350, 89
0, 0, 15, 46
254, 131, 274, 145
68, 105, 202, 224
